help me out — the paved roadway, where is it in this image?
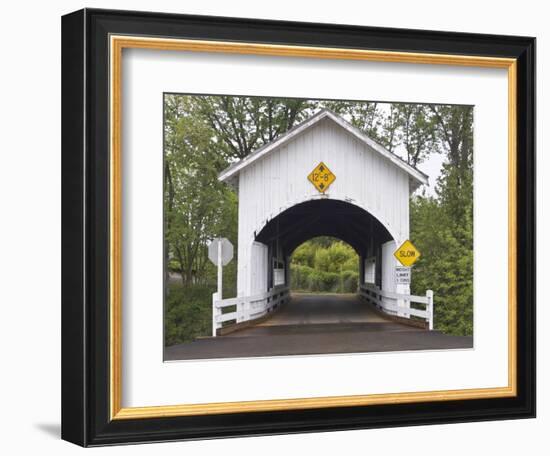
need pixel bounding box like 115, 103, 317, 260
164, 293, 473, 361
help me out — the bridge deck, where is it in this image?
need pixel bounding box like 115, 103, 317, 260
164, 293, 472, 361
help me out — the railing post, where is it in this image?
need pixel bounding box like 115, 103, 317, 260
426, 290, 434, 330
238, 291, 246, 323
212, 292, 220, 337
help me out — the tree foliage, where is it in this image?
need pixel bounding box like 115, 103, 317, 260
190, 96, 316, 160
164, 95, 237, 288
410, 105, 473, 335
291, 237, 359, 293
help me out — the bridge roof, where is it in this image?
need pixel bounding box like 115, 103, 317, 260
218, 109, 429, 188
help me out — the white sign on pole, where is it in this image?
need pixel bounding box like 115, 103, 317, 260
208, 238, 234, 319
208, 238, 233, 266
208, 238, 233, 337
395, 266, 411, 284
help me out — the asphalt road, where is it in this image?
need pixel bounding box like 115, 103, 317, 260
164, 293, 473, 361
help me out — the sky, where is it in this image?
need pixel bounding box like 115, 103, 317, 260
407, 145, 444, 197
382, 130, 444, 198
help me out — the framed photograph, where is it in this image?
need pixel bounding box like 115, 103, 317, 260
61, 8, 535, 446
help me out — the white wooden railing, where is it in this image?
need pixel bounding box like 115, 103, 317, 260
212, 286, 290, 336
359, 283, 434, 330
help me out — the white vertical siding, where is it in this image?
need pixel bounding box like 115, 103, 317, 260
381, 240, 397, 294
364, 257, 376, 284
249, 242, 268, 295
236, 117, 412, 295
273, 269, 285, 286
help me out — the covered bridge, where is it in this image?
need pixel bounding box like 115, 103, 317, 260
215, 109, 432, 332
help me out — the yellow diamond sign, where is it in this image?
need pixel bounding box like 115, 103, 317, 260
307, 162, 335, 193
394, 240, 421, 267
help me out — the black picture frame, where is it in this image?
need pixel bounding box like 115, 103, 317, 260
62, 8, 535, 447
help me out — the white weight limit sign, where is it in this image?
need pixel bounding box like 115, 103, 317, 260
395, 266, 411, 284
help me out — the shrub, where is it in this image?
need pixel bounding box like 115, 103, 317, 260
290, 263, 356, 293
341, 270, 359, 293
165, 283, 213, 346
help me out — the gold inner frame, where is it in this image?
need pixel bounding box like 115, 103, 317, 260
109, 35, 517, 420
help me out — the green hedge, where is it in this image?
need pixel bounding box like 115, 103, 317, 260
290, 238, 359, 293
165, 284, 212, 346
291, 264, 358, 293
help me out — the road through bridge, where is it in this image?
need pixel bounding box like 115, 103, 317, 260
165, 293, 472, 360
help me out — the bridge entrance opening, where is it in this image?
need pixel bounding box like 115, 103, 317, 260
272, 235, 385, 328
289, 236, 359, 295
254, 198, 394, 294
249, 199, 400, 327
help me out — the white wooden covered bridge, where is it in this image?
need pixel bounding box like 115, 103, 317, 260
213, 109, 434, 335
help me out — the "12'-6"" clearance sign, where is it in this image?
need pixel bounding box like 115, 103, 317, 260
394, 239, 421, 267
308, 162, 336, 193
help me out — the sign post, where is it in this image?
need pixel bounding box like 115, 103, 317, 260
208, 238, 234, 337
217, 241, 223, 299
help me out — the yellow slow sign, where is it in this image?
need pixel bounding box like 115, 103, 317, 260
394, 240, 421, 267
307, 162, 335, 193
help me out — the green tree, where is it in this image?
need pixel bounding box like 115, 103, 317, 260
291, 238, 359, 293
164, 95, 237, 287
396, 104, 437, 166
191, 96, 317, 160
410, 105, 473, 335
322, 100, 380, 140
378, 104, 401, 153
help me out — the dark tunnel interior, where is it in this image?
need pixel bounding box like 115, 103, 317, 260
255, 199, 393, 289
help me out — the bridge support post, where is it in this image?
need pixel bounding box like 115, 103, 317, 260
427, 290, 434, 330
